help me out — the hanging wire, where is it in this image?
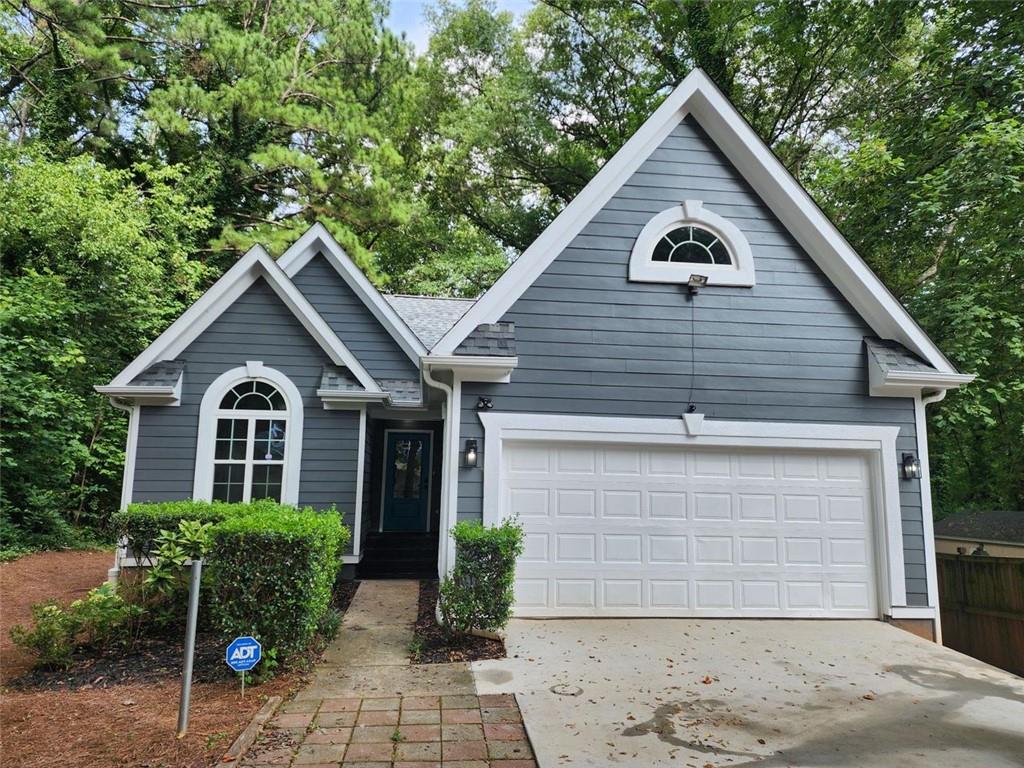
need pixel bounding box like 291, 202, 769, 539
685, 291, 696, 411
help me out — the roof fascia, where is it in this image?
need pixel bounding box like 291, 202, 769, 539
278, 222, 429, 363
867, 352, 975, 397
429, 70, 958, 375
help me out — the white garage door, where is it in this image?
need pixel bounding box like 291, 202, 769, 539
503, 441, 879, 618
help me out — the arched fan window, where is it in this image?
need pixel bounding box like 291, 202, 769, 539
651, 226, 733, 265
213, 380, 289, 502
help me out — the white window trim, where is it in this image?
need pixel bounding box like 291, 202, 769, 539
628, 200, 755, 286
193, 363, 303, 505
476, 411, 909, 614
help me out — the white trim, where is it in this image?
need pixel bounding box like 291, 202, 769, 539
431, 70, 957, 375
318, 389, 390, 409
341, 553, 364, 564
887, 606, 939, 620
378, 429, 434, 533
95, 376, 182, 406
352, 406, 367, 559
915, 393, 943, 643
278, 222, 428, 363
106, 400, 140, 582
422, 355, 518, 383
628, 200, 755, 286
422, 366, 455, 577
478, 412, 908, 612
192, 363, 304, 505
443, 377, 462, 574
868, 356, 974, 397
107, 245, 381, 394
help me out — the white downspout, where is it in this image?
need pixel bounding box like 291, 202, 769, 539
422, 364, 454, 577
918, 388, 948, 644
107, 398, 139, 584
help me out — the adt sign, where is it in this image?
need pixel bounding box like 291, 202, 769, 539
226, 636, 262, 672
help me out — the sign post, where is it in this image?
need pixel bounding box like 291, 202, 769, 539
176, 558, 203, 738
226, 636, 262, 699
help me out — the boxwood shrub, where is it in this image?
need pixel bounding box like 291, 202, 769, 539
439, 518, 524, 635
114, 500, 349, 660
206, 506, 349, 656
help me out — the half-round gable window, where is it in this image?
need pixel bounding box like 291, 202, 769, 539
629, 200, 755, 286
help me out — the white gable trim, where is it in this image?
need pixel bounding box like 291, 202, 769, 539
431, 70, 957, 376
107, 245, 381, 393
278, 222, 428, 363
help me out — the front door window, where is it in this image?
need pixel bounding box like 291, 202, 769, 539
382, 432, 432, 531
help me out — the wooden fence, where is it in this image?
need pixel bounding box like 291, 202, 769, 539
937, 554, 1024, 676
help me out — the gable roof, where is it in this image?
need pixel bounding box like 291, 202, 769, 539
934, 510, 1024, 545
277, 223, 428, 363
103, 245, 382, 393
428, 69, 961, 378
384, 295, 475, 349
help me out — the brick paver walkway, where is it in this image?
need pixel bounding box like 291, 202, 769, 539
240, 581, 536, 768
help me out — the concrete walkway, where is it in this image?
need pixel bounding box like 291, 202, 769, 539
240, 580, 535, 767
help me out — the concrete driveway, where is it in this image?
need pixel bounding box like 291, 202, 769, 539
472, 619, 1024, 767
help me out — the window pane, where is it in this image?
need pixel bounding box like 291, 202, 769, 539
212, 463, 245, 503
219, 389, 238, 409
251, 464, 282, 502
710, 240, 732, 265
254, 419, 286, 461
393, 439, 423, 499
235, 391, 274, 410
215, 419, 249, 460
652, 237, 674, 262
672, 242, 712, 264
691, 227, 718, 247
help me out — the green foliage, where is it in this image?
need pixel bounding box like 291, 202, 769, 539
0, 148, 213, 546
142, 520, 214, 625
113, 500, 246, 562
206, 505, 349, 658
10, 583, 141, 670
439, 518, 524, 635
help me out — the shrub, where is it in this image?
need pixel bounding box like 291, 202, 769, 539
111, 499, 248, 560
439, 518, 524, 635
206, 506, 349, 658
10, 583, 141, 670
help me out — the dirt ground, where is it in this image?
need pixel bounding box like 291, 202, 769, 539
0, 550, 304, 768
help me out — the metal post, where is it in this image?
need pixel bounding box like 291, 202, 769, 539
176, 558, 203, 738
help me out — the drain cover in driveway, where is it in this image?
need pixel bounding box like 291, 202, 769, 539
550, 683, 583, 696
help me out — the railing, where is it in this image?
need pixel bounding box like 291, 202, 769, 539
937, 553, 1024, 675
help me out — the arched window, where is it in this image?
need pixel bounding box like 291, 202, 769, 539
194, 363, 303, 505
629, 200, 755, 286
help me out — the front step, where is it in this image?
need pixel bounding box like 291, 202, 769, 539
358, 532, 439, 579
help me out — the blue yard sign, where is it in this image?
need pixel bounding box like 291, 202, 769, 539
226, 636, 262, 673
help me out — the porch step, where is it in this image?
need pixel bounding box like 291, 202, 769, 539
357, 532, 439, 580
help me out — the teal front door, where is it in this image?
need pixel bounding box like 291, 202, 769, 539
382, 431, 432, 532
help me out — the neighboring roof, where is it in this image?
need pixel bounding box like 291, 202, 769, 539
385, 295, 475, 350
934, 511, 1024, 545
129, 359, 185, 387
455, 322, 516, 357
429, 69, 962, 382
277, 223, 428, 363
103, 245, 382, 394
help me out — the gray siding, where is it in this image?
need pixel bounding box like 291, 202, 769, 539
458, 117, 928, 605
292, 254, 419, 381
132, 278, 361, 549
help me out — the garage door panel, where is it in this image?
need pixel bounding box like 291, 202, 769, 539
504, 441, 878, 619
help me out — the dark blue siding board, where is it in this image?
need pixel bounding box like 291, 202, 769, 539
457, 116, 929, 606
132, 278, 361, 552
291, 254, 418, 381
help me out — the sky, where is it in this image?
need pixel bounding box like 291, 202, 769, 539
385, 0, 535, 52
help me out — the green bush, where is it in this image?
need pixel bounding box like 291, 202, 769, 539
439, 518, 524, 635
111, 499, 250, 559
10, 583, 141, 670
206, 506, 349, 658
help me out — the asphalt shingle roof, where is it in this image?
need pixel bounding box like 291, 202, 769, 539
319, 365, 364, 392
455, 322, 516, 357
378, 379, 423, 406
128, 359, 184, 387
934, 510, 1024, 545
864, 337, 937, 374
384, 295, 475, 350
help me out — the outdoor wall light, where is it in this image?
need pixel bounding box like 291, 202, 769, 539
687, 273, 709, 296
477, 397, 493, 410
464, 439, 479, 468
901, 452, 922, 480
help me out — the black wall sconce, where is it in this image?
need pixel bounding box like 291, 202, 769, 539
464, 439, 479, 468
476, 397, 493, 410
901, 453, 922, 480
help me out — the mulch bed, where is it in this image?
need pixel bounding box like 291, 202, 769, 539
410, 579, 506, 664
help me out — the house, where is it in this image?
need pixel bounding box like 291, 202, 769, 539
934, 511, 1024, 558
98, 69, 974, 641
